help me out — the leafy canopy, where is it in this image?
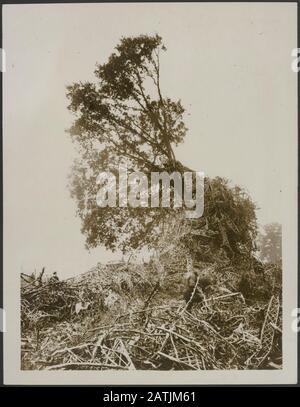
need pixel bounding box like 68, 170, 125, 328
67, 34, 257, 255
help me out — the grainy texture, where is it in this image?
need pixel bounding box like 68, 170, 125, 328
21, 255, 282, 370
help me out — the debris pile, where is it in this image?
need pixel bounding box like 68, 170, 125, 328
21, 260, 282, 371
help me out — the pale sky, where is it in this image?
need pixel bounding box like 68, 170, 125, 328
3, 3, 297, 278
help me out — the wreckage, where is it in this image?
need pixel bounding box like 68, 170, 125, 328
21, 237, 281, 371
20, 174, 281, 371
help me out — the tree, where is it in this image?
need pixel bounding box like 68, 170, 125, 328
67, 34, 258, 258
258, 223, 282, 265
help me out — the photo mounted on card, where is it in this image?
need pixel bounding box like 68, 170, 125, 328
2, 2, 298, 385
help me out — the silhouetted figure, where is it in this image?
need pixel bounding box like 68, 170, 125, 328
184, 270, 213, 310
49, 271, 59, 284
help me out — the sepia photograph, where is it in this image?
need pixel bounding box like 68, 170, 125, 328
2, 2, 298, 385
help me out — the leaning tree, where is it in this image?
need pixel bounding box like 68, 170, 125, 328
67, 34, 257, 263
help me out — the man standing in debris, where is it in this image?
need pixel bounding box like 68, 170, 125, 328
49, 271, 59, 284
183, 269, 213, 310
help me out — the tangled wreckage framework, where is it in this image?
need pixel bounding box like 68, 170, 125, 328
20, 32, 282, 371
21, 179, 281, 371
21, 247, 282, 371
